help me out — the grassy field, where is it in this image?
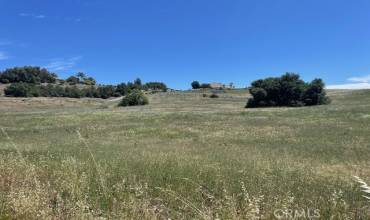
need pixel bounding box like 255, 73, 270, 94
0, 89, 370, 219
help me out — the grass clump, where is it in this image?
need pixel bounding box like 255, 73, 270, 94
118, 90, 149, 107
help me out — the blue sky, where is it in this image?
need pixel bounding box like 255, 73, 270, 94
1, 0, 370, 89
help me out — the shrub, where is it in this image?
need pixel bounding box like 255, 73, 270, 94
246, 73, 329, 108
98, 85, 118, 99
191, 81, 200, 89
118, 91, 149, 107
64, 86, 82, 98
200, 83, 211, 89
143, 82, 167, 92
81, 86, 101, 98
39, 84, 57, 97
66, 73, 97, 85
116, 83, 131, 96
302, 79, 331, 105
210, 93, 219, 98
66, 76, 80, 85
84, 77, 96, 85
4, 83, 40, 97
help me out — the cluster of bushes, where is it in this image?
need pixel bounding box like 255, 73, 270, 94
0, 66, 57, 84
143, 82, 167, 91
116, 79, 167, 95
118, 90, 149, 106
66, 72, 96, 85
191, 81, 212, 89
246, 73, 330, 108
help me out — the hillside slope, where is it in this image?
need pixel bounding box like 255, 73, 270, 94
0, 90, 369, 219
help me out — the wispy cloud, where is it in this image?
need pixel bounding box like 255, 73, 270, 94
19, 13, 46, 19
327, 74, 370, 89
35, 15, 46, 19
19, 13, 84, 22
0, 51, 9, 60
44, 56, 83, 71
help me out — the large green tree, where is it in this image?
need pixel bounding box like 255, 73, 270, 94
246, 73, 330, 108
0, 66, 57, 84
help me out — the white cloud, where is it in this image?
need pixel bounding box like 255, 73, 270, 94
0, 52, 9, 60
327, 74, 370, 90
326, 83, 370, 90
348, 75, 370, 83
44, 56, 82, 71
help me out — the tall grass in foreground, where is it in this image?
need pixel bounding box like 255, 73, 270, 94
1, 153, 369, 219
0, 155, 266, 219
354, 176, 370, 201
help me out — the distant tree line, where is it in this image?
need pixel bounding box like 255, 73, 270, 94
246, 73, 330, 108
1, 66, 167, 99
4, 83, 118, 98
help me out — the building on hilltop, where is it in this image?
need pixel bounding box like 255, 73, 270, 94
210, 83, 224, 89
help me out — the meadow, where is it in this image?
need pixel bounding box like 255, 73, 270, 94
0, 89, 370, 219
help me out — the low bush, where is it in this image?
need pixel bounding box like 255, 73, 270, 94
118, 91, 149, 107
